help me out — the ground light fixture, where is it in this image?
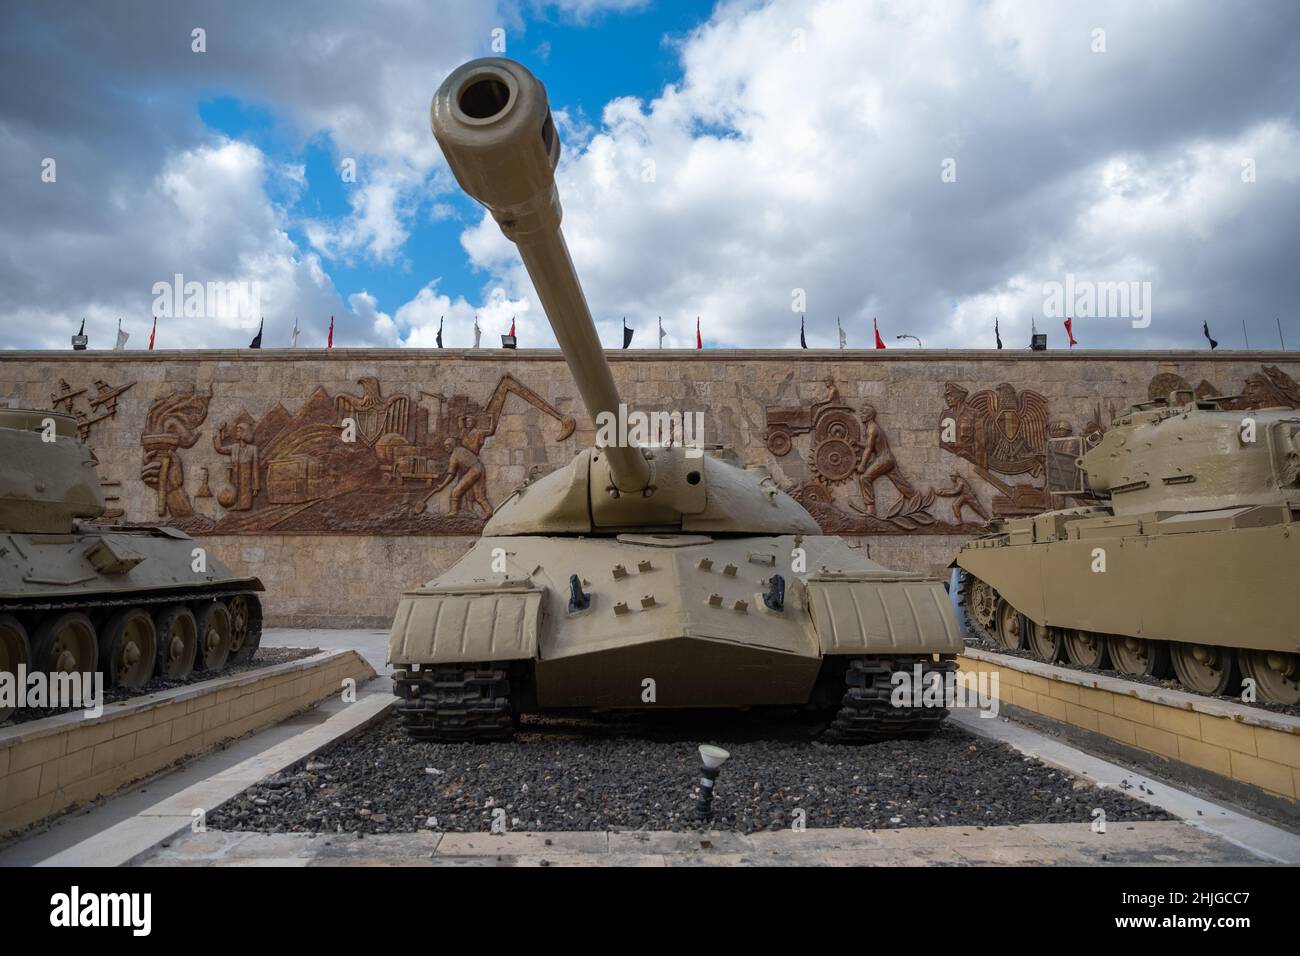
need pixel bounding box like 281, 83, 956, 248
695, 744, 731, 819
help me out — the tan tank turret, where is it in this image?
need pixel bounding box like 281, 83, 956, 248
387, 58, 963, 741
956, 392, 1300, 704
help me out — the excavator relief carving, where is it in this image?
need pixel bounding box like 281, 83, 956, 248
133, 374, 575, 535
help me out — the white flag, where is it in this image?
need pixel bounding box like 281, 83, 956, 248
114, 319, 129, 350
658, 316, 666, 348
473, 316, 482, 349
289, 316, 300, 349
837, 316, 846, 350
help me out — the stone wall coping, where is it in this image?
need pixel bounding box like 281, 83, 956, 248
0, 647, 362, 750
960, 646, 1300, 736
1, 348, 1294, 365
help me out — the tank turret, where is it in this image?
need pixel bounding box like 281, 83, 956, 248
1078, 394, 1300, 515
430, 58, 816, 536
0, 406, 106, 533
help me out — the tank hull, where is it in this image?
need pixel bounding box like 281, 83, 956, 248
389, 533, 962, 737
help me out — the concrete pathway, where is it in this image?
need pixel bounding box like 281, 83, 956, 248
139, 820, 1261, 867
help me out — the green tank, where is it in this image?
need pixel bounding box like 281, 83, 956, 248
956, 391, 1300, 705
386, 57, 962, 742
0, 404, 264, 722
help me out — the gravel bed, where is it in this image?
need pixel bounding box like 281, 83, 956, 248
2, 646, 321, 726
207, 710, 1171, 835
965, 636, 1300, 718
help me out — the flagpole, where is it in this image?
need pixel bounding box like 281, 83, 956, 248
1243, 319, 1250, 350
1278, 317, 1286, 350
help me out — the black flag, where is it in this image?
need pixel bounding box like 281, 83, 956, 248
622, 317, 634, 349
249, 317, 263, 349
436, 315, 444, 348
800, 315, 808, 348
995, 317, 1002, 349
1203, 321, 1218, 350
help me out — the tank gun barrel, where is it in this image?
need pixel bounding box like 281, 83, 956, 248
430, 58, 650, 493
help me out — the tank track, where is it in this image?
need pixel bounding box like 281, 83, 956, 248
1, 586, 259, 616
823, 657, 957, 743
394, 665, 515, 742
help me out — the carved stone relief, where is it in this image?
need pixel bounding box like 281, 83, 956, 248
133, 374, 574, 535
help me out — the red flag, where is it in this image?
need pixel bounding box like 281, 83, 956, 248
873, 317, 886, 349
1064, 316, 1078, 347
509, 316, 516, 337
327, 316, 334, 348
148, 316, 156, 351
696, 317, 702, 349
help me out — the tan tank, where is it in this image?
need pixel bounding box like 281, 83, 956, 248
386, 57, 962, 742
0, 405, 264, 722
956, 390, 1300, 704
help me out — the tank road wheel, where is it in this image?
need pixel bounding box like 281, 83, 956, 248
1063, 629, 1110, 670
993, 599, 1025, 651
1238, 649, 1300, 706
98, 608, 157, 689
965, 576, 998, 634
32, 612, 97, 676
0, 615, 32, 722
1170, 642, 1240, 697
1107, 635, 1169, 680
154, 605, 198, 680
225, 594, 263, 663
1025, 621, 1066, 663
195, 603, 233, 672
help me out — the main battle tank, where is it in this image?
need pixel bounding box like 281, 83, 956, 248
0, 404, 264, 721
386, 57, 962, 742
956, 390, 1300, 705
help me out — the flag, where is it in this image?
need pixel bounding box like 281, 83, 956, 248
114, 319, 129, 350
658, 316, 665, 349
289, 317, 300, 349
622, 317, 634, 348
436, 316, 443, 349
800, 315, 807, 349
837, 317, 846, 350
148, 316, 156, 351
873, 317, 886, 349
1064, 316, 1077, 347
1203, 321, 1218, 350
327, 316, 334, 348
695, 316, 702, 349
473, 316, 481, 348
994, 316, 1002, 350
510, 316, 516, 338
249, 317, 263, 349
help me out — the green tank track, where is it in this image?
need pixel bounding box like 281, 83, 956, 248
823, 657, 957, 743
394, 665, 515, 742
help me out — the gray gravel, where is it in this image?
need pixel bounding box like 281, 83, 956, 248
207, 710, 1171, 835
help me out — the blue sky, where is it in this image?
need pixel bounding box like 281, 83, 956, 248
2, 0, 1298, 351
194, 1, 708, 340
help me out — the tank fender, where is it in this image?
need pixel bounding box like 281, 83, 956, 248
388, 583, 543, 665
804, 572, 963, 655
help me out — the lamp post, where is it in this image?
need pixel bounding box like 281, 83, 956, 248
895, 334, 922, 348
695, 745, 730, 820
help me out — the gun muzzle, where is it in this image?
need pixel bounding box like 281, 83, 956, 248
431, 58, 650, 493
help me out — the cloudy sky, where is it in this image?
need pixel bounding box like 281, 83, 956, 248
2, 0, 1298, 352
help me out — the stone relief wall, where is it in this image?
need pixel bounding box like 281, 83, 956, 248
4, 350, 1298, 625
